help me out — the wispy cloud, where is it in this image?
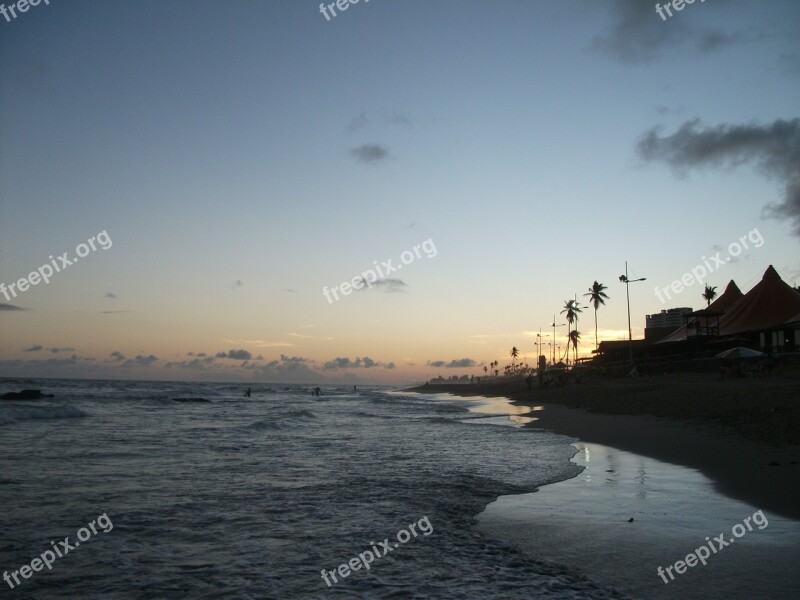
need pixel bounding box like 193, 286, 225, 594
592, 0, 755, 64
346, 111, 369, 133
0, 303, 26, 311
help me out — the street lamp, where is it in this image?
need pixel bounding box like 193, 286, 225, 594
619, 261, 646, 363
551, 315, 566, 365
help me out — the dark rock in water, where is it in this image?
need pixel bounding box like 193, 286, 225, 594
173, 397, 211, 403
1, 389, 54, 400
627, 518, 634, 522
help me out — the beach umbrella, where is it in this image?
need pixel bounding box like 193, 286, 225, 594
715, 347, 765, 359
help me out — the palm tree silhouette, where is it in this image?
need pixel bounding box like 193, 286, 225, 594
584, 281, 609, 351
569, 330, 581, 365
510, 346, 519, 373
702, 285, 718, 307
560, 299, 582, 364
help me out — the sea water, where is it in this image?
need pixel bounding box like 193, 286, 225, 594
0, 378, 629, 599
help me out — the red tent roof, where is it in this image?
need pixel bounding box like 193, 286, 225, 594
657, 279, 744, 344
708, 280, 744, 313
717, 266, 800, 336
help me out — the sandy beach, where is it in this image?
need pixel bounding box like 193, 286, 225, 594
408, 371, 800, 520
406, 372, 800, 598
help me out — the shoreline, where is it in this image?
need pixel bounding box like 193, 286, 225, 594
406, 372, 800, 521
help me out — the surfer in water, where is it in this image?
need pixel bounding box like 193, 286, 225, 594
244, 387, 251, 397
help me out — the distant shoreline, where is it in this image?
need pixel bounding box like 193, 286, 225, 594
406, 372, 800, 521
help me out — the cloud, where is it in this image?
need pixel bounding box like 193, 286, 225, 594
109, 351, 126, 362
105, 292, 117, 299
355, 277, 407, 293
323, 356, 387, 370
24, 345, 43, 352
246, 354, 318, 380
350, 143, 389, 164
637, 118, 800, 236
346, 111, 369, 133
427, 358, 477, 369
165, 356, 216, 370
385, 362, 396, 369
592, 0, 750, 64
232, 280, 244, 289
49, 347, 75, 354
216, 349, 253, 360
0, 303, 26, 311
122, 354, 159, 367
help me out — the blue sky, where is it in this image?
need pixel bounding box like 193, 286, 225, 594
1, 0, 799, 383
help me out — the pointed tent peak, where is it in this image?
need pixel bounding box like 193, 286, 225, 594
762, 265, 781, 281
723, 280, 742, 295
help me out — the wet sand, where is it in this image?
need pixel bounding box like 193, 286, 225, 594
407, 372, 800, 520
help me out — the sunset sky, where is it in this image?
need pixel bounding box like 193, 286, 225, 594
1, 0, 798, 383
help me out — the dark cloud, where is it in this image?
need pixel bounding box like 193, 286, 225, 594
323, 356, 386, 370
592, 0, 748, 64
385, 362, 396, 369
24, 345, 43, 352
0, 303, 26, 311
109, 351, 126, 362
350, 143, 389, 164
216, 349, 253, 360
165, 356, 216, 370
50, 347, 75, 354
232, 280, 244, 289
427, 358, 477, 369
122, 354, 159, 367
637, 118, 800, 236
246, 355, 317, 381
105, 292, 117, 299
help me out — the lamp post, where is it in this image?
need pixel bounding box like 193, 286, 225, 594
551, 315, 566, 365
619, 261, 646, 363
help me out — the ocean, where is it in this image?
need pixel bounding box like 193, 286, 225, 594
0, 378, 630, 599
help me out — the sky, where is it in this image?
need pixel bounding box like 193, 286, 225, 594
1, 0, 798, 384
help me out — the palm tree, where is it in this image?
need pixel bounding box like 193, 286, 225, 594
702, 285, 718, 306
510, 346, 519, 373
483, 365, 488, 378
569, 330, 581, 364
560, 299, 582, 364
584, 281, 609, 351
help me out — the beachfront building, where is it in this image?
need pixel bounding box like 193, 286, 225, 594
645, 307, 693, 342
656, 266, 800, 356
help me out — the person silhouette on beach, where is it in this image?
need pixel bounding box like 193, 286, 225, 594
245, 387, 251, 397
314, 386, 321, 397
